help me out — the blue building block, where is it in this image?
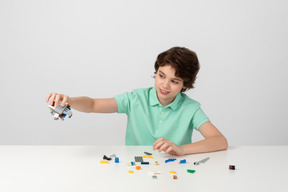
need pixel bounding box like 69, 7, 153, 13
165, 158, 176, 163
180, 159, 186, 164
115, 157, 119, 163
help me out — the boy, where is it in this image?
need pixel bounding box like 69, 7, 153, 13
46, 47, 228, 156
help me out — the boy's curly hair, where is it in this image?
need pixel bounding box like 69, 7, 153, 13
154, 47, 200, 92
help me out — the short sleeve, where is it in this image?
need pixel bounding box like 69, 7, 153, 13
191, 107, 210, 131
114, 92, 131, 114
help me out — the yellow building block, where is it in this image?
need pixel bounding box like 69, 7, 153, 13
169, 171, 176, 174
142, 155, 154, 159
100, 160, 109, 164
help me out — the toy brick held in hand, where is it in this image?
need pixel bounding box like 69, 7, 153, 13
48, 101, 72, 121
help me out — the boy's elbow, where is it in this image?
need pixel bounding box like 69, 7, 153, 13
221, 136, 229, 150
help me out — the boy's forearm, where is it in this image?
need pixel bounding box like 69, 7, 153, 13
182, 135, 228, 155
69, 97, 94, 113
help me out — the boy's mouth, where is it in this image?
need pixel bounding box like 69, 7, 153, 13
160, 89, 169, 95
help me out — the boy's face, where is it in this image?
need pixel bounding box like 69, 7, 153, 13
155, 65, 186, 107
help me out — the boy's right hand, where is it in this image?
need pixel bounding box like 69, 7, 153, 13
46, 93, 70, 108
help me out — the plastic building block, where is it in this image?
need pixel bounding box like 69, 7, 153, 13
144, 152, 152, 155
136, 166, 141, 170
127, 162, 135, 166
141, 162, 149, 165
142, 155, 154, 159
149, 171, 161, 175
173, 175, 177, 180
48, 101, 72, 121
194, 157, 210, 165
128, 170, 134, 174
165, 158, 176, 163
110, 154, 116, 158
100, 160, 109, 164
152, 175, 157, 179
155, 161, 159, 165
169, 171, 176, 174
179, 159, 186, 164
103, 155, 112, 161
135, 156, 143, 162
187, 169, 196, 174
115, 157, 119, 163
229, 165, 236, 170
148, 171, 154, 175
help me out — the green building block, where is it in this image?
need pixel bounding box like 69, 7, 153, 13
187, 169, 196, 174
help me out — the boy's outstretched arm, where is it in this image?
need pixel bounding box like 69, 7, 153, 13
153, 122, 228, 156
46, 93, 118, 113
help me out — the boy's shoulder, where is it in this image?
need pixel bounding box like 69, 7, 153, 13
118, 87, 152, 100
180, 93, 201, 107
127, 87, 153, 96
131, 87, 151, 93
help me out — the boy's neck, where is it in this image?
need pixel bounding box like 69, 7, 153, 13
158, 97, 175, 107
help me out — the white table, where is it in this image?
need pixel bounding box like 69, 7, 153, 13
0, 146, 287, 192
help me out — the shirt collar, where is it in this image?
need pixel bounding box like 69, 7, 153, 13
150, 87, 160, 106
149, 87, 182, 111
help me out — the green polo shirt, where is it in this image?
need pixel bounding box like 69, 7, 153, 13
114, 87, 209, 146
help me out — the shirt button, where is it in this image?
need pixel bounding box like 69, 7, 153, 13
161, 111, 164, 114
158, 120, 162, 124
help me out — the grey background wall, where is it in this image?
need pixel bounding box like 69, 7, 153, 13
1, 0, 287, 145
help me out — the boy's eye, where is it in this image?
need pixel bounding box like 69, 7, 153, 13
159, 74, 164, 78
172, 80, 179, 84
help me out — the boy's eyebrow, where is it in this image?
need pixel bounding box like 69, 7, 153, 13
159, 70, 182, 81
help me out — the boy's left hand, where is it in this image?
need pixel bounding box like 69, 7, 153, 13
153, 138, 184, 156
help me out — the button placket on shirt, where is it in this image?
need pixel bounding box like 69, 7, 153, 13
158, 108, 165, 125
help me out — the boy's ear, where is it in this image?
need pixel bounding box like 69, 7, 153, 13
181, 85, 187, 92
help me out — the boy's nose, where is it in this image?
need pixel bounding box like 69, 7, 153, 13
163, 80, 170, 89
